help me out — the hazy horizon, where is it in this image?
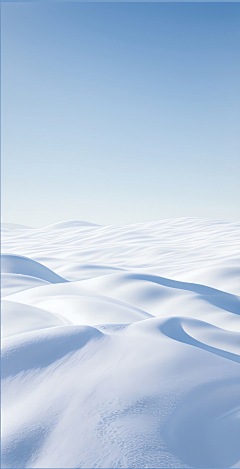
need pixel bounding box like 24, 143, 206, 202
2, 2, 240, 226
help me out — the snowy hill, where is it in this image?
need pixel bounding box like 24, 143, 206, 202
1, 218, 240, 468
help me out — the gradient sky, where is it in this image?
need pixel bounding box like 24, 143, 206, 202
2, 2, 240, 227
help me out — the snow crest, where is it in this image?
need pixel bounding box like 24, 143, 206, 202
1, 218, 240, 468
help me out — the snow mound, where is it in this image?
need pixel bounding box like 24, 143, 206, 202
1, 300, 69, 339
43, 220, 101, 230
1, 254, 67, 284
1, 218, 240, 468
2, 325, 103, 378
1, 223, 33, 230
1, 273, 50, 297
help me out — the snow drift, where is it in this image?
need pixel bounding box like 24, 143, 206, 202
1, 218, 240, 468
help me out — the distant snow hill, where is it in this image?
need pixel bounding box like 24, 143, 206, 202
1, 223, 33, 230
1, 218, 240, 469
2, 220, 101, 231
43, 220, 101, 229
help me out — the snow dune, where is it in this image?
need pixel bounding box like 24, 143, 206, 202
1, 218, 240, 468
1, 254, 67, 284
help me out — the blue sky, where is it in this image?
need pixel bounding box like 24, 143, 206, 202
2, 2, 240, 226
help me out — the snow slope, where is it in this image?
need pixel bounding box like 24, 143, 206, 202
1, 218, 240, 468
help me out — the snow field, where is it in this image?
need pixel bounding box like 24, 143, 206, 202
1, 218, 240, 468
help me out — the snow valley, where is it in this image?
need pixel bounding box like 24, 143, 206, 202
1, 218, 240, 468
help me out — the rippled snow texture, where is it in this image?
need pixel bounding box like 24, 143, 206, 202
1, 218, 240, 468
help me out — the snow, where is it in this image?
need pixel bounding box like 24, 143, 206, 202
1, 218, 240, 468
1, 254, 67, 284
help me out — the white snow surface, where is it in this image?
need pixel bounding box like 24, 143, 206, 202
1, 218, 240, 468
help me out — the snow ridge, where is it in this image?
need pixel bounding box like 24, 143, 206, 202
1, 218, 240, 468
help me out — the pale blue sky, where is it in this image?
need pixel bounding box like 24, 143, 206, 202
2, 2, 240, 226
